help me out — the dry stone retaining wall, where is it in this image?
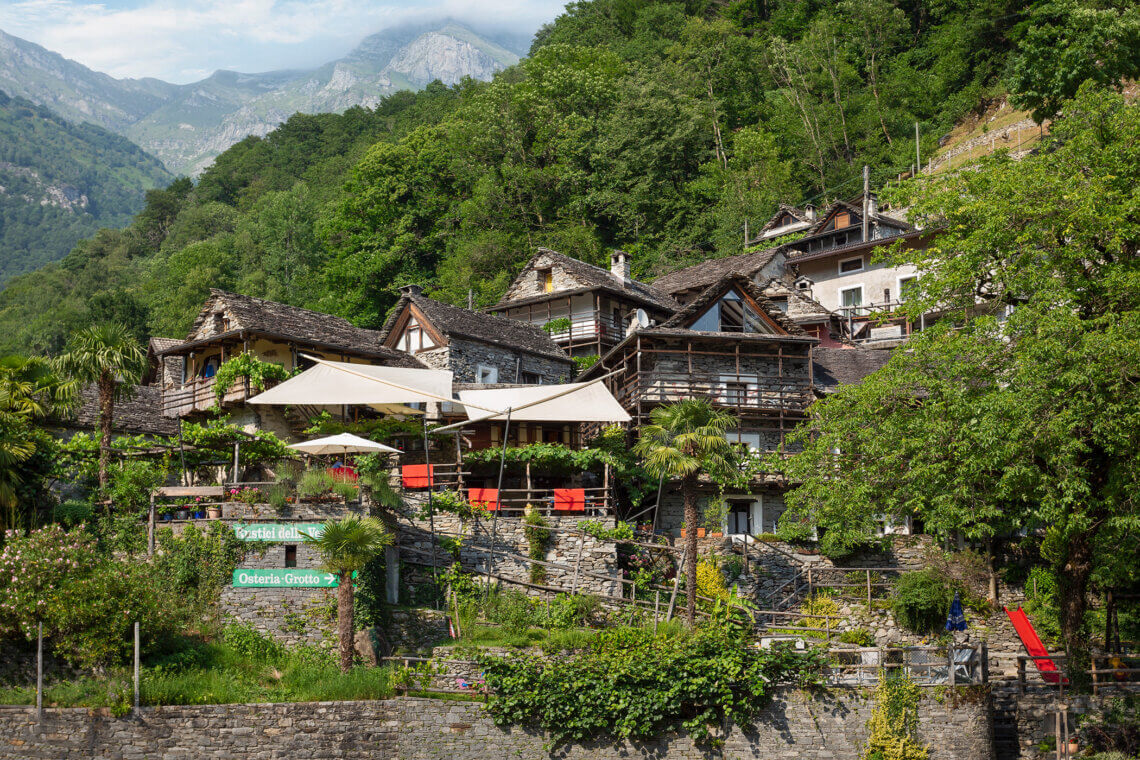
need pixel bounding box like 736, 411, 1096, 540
0, 688, 993, 760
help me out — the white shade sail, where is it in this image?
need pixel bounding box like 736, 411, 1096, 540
287, 433, 400, 455
247, 360, 454, 407
456, 381, 631, 424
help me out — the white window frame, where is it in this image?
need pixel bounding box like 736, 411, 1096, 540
897, 275, 918, 302
722, 494, 763, 537
838, 255, 864, 274
838, 284, 864, 310
476, 364, 499, 384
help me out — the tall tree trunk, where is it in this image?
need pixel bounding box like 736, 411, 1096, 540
1056, 529, 1095, 662
986, 537, 999, 604
683, 479, 699, 627
98, 371, 114, 491
337, 571, 355, 673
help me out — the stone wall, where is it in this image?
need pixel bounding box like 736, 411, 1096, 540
218, 586, 336, 648
415, 337, 570, 385
397, 512, 622, 599
0, 689, 993, 760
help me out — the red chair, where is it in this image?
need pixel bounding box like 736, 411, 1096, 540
468, 488, 500, 512
329, 466, 358, 482
553, 488, 586, 512
402, 464, 434, 488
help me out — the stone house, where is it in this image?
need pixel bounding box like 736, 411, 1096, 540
486, 248, 680, 358
582, 274, 818, 535
380, 285, 571, 385
650, 247, 788, 307
156, 289, 423, 435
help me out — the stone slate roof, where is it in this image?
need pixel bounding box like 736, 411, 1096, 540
172, 290, 423, 368
657, 275, 811, 338
384, 291, 571, 363
148, 337, 183, 354
66, 383, 179, 436
812, 348, 891, 394
495, 249, 681, 313
651, 248, 782, 297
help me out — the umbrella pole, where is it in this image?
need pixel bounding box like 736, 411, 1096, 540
487, 407, 512, 598
423, 414, 438, 590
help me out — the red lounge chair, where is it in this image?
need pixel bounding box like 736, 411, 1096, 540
553, 488, 586, 512
468, 488, 499, 512
1005, 606, 1069, 685
402, 464, 434, 488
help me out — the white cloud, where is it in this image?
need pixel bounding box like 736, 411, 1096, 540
0, 0, 560, 83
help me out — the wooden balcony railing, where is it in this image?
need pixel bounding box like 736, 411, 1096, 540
162, 376, 256, 417
544, 313, 625, 344
610, 372, 813, 415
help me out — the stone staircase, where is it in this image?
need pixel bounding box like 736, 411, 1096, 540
991, 680, 1024, 759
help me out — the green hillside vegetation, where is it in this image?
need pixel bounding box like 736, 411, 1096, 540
0, 0, 1135, 353
0, 91, 172, 283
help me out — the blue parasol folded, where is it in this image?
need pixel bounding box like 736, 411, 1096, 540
945, 590, 968, 631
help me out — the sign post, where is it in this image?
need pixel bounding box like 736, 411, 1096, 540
232, 568, 353, 588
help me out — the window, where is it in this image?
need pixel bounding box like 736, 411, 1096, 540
539, 268, 553, 293
521, 371, 541, 384
399, 317, 435, 352
476, 365, 499, 384
285, 545, 297, 568
840, 286, 863, 309
691, 288, 776, 334
838, 256, 864, 274
884, 288, 891, 303
898, 276, 918, 301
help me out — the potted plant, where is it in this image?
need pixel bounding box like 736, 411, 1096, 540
703, 496, 728, 538
207, 504, 223, 519
173, 505, 190, 520
159, 505, 174, 521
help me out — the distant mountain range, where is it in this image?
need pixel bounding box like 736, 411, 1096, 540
0, 21, 523, 175
0, 90, 172, 284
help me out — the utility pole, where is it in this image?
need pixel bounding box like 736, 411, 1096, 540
467, 289, 474, 311
743, 219, 749, 248
862, 165, 870, 243
915, 122, 921, 173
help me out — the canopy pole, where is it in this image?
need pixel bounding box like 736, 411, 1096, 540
423, 413, 438, 588
486, 407, 513, 597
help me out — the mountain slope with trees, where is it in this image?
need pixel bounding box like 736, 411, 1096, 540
0, 91, 172, 284
0, 0, 1135, 354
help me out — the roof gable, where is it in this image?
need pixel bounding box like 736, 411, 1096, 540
658, 276, 808, 337
381, 291, 570, 362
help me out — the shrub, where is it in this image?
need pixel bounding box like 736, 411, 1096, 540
106, 459, 167, 512
331, 479, 359, 501
862, 672, 929, 760
55, 499, 94, 526
266, 484, 290, 513
839, 629, 875, 647
297, 468, 334, 498
891, 570, 952, 634
480, 624, 827, 745
578, 519, 634, 541
523, 507, 552, 584
696, 559, 730, 602
156, 521, 245, 609
222, 623, 283, 662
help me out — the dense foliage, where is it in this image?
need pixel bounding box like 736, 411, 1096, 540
480, 624, 826, 745
777, 86, 1140, 656
0, 92, 171, 284
4, 0, 1132, 354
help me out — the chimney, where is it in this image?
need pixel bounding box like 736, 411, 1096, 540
804, 204, 816, 222
399, 284, 423, 297
610, 250, 631, 286
867, 192, 878, 218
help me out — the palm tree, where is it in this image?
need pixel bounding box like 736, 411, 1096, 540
634, 399, 737, 626
0, 355, 77, 530
58, 324, 145, 490
303, 516, 393, 672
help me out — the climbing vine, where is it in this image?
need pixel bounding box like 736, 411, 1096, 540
523, 506, 553, 583
213, 353, 291, 403
863, 672, 929, 760
479, 625, 828, 746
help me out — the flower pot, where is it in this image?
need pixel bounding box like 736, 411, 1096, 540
174, 509, 190, 520
161, 514, 173, 522
1067, 741, 1079, 754
708, 531, 723, 538
207, 507, 222, 519
680, 528, 707, 538
193, 510, 205, 519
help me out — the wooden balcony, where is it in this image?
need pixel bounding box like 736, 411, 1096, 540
544, 313, 625, 346
611, 372, 813, 417
162, 375, 258, 417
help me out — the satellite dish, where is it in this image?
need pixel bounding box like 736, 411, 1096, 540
634, 309, 650, 329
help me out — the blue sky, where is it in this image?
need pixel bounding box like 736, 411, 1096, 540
0, 0, 563, 83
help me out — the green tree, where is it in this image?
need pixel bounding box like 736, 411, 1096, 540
58, 324, 146, 490
302, 516, 393, 672
1008, 0, 1140, 122
634, 399, 737, 625
779, 85, 1140, 657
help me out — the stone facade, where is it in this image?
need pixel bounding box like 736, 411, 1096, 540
415, 337, 569, 385
0, 689, 993, 760
397, 512, 622, 599
218, 586, 336, 648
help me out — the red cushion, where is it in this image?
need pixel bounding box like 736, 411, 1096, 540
468, 488, 500, 512
402, 464, 434, 488
553, 488, 586, 512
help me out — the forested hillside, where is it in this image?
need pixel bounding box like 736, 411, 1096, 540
0, 0, 1133, 354
0, 91, 171, 283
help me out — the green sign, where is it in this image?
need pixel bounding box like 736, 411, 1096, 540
233, 523, 324, 542
232, 568, 346, 588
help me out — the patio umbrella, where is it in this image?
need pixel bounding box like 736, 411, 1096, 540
945, 590, 968, 632
287, 433, 400, 456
